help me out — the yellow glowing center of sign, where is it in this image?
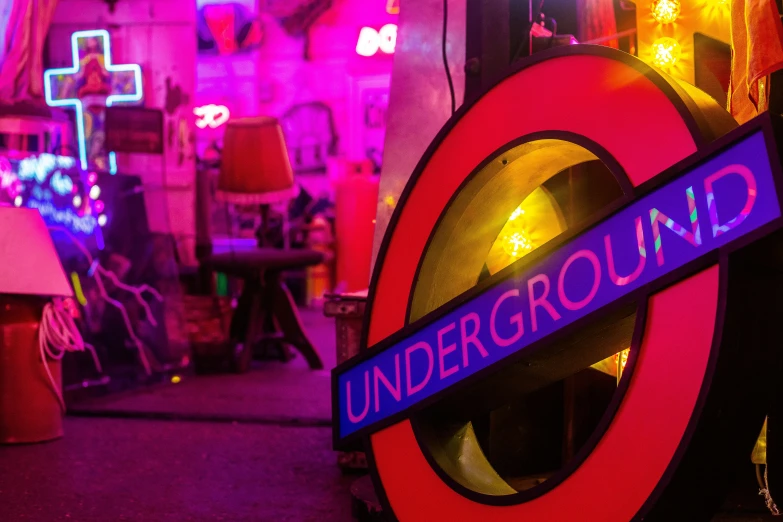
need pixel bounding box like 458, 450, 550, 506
651, 0, 681, 24
652, 37, 681, 69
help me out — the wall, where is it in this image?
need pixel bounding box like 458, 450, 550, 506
47, 0, 198, 264
195, 0, 397, 166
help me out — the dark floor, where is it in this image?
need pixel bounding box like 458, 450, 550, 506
0, 309, 354, 522
0, 418, 353, 522
0, 309, 780, 521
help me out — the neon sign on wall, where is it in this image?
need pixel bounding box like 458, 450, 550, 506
356, 24, 397, 57
0, 153, 104, 238
335, 127, 780, 441
44, 30, 143, 175
194, 104, 231, 129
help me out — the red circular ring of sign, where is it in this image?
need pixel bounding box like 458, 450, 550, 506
365, 47, 726, 520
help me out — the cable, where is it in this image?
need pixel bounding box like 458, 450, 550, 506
510, 0, 547, 64
442, 0, 456, 115
39, 298, 93, 413
547, 17, 557, 49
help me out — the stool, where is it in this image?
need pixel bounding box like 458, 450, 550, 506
204, 248, 325, 372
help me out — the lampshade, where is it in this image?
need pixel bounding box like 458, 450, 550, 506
217, 116, 295, 204
0, 208, 72, 297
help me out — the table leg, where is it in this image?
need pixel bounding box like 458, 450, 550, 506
266, 271, 324, 370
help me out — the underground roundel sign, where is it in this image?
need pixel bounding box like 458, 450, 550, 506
333, 46, 783, 521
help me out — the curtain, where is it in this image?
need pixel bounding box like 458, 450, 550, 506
0, 0, 59, 104
576, 0, 619, 48
728, 0, 783, 123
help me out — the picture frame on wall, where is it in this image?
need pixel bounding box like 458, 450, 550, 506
348, 73, 390, 173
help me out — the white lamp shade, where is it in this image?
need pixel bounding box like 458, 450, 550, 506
0, 208, 72, 297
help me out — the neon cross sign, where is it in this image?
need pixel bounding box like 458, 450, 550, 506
44, 30, 143, 174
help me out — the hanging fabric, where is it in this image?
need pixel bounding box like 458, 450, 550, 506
576, 0, 619, 49
728, 0, 783, 123
0, 0, 60, 104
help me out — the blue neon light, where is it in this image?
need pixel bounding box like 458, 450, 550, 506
43, 29, 143, 174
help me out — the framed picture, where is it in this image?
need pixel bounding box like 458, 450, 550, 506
348, 73, 391, 172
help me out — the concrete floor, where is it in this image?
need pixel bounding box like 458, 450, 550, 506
0, 418, 353, 522
0, 309, 354, 522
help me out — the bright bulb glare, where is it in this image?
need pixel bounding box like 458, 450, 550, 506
651, 0, 681, 24
652, 37, 681, 69
98, 214, 108, 227
73, 195, 82, 207
502, 231, 534, 258
90, 185, 101, 199
13, 195, 23, 207
508, 207, 525, 221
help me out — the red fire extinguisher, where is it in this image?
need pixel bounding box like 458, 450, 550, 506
335, 160, 379, 293
0, 207, 77, 444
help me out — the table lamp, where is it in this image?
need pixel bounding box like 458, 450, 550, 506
0, 207, 72, 297
217, 117, 295, 246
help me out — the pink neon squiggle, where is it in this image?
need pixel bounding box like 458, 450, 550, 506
704, 164, 757, 238
650, 186, 701, 266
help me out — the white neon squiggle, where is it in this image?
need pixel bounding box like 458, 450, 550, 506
48, 226, 164, 376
